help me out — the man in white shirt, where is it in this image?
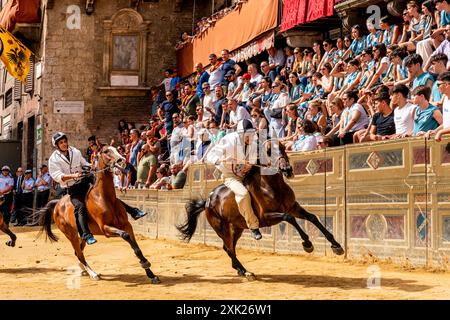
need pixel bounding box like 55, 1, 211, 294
247, 63, 263, 85
207, 53, 224, 89
391, 84, 415, 137
49, 132, 147, 245
206, 119, 262, 240
267, 47, 286, 75
435, 72, 450, 141
202, 82, 216, 122
49, 132, 98, 244
228, 98, 251, 130
169, 114, 184, 164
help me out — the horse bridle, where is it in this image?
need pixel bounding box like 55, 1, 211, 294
82, 149, 125, 177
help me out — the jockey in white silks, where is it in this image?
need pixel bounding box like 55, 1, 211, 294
206, 119, 262, 240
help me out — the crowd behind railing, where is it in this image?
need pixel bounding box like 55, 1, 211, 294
85, 0, 450, 191
175, 0, 249, 50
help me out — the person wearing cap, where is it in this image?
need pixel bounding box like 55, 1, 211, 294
0, 165, 14, 225
48, 132, 148, 245
236, 73, 252, 104
206, 119, 262, 240
35, 164, 52, 210
21, 170, 35, 222
225, 70, 239, 98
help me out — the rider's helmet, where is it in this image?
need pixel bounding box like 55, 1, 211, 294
52, 132, 68, 148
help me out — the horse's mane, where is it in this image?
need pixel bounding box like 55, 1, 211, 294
242, 165, 260, 186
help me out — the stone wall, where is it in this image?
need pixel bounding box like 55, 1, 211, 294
40, 0, 210, 162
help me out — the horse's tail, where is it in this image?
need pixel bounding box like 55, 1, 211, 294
176, 199, 206, 242
37, 199, 59, 242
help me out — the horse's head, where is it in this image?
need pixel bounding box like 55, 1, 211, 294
263, 139, 294, 179
99, 145, 126, 170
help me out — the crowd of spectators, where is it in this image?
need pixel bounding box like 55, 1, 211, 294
105, 0, 450, 190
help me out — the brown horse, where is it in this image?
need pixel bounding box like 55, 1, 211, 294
37, 145, 160, 284
177, 141, 344, 279
0, 198, 16, 247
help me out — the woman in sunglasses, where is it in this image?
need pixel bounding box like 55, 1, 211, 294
250, 108, 268, 135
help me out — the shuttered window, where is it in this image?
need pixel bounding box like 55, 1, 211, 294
25, 57, 34, 93
5, 88, 12, 107
13, 79, 22, 101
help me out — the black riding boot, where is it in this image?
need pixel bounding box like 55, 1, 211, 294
119, 200, 148, 220
71, 198, 96, 244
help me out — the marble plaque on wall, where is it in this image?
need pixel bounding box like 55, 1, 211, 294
53, 101, 85, 114
110, 75, 139, 86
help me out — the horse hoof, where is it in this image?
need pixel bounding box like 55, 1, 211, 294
91, 274, 101, 281
302, 242, 314, 253
150, 276, 161, 284
245, 272, 256, 281
5, 241, 15, 247
332, 245, 344, 255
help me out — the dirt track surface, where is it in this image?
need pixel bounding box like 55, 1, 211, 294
0, 227, 449, 300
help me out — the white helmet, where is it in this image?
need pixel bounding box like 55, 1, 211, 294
52, 132, 67, 147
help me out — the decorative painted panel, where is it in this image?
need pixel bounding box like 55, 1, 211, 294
385, 215, 405, 240
349, 149, 403, 170
350, 215, 367, 238
443, 216, 450, 242
415, 210, 430, 247
294, 159, 332, 175
413, 147, 430, 165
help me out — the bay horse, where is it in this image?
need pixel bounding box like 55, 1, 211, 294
37, 145, 160, 284
177, 141, 344, 279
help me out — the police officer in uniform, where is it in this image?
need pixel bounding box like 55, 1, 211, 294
0, 166, 14, 226
48, 132, 147, 245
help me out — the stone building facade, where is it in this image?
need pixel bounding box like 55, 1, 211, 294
0, 0, 210, 169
